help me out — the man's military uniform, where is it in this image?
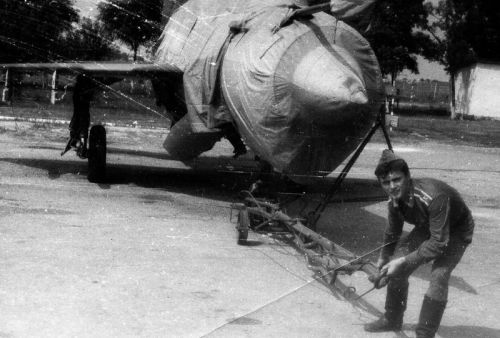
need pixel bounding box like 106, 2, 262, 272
379, 178, 474, 337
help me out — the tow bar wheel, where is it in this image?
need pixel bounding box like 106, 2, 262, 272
88, 125, 106, 183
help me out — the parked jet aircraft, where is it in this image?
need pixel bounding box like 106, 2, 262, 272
0, 0, 383, 183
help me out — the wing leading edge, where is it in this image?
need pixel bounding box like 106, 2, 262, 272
0, 61, 185, 169
0, 62, 182, 78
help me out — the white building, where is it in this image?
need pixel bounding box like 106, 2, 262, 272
454, 62, 500, 120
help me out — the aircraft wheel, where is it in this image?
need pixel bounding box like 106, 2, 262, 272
88, 125, 106, 183
237, 208, 250, 245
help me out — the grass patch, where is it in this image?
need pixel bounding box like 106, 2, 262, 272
393, 102, 450, 117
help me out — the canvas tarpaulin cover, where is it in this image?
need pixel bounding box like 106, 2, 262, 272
155, 0, 383, 173
221, 2, 383, 174
155, 0, 292, 158
330, 0, 376, 20
156, 0, 290, 132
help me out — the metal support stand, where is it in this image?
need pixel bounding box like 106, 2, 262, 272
309, 105, 392, 229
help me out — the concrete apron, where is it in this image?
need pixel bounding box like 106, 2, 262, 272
0, 123, 498, 337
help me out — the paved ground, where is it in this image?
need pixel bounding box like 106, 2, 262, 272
0, 120, 499, 337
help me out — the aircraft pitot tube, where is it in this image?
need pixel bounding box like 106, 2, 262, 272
155, 0, 384, 180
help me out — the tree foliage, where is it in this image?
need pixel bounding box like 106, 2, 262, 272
161, 0, 188, 23
97, 0, 163, 61
0, 0, 79, 62
362, 0, 439, 82
63, 17, 126, 61
427, 0, 500, 74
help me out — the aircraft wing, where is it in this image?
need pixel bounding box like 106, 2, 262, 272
0, 62, 182, 78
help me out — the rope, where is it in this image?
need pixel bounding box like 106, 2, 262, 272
201, 239, 397, 337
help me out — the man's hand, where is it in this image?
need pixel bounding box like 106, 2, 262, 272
381, 257, 406, 277
376, 256, 390, 270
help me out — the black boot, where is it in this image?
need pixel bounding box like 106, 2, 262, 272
364, 279, 408, 332
415, 295, 447, 338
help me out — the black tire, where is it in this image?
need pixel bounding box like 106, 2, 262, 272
237, 209, 250, 245
88, 125, 106, 183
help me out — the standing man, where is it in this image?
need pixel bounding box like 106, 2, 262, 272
365, 149, 474, 338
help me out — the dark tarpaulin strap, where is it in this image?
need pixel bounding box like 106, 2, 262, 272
276, 0, 377, 31
182, 17, 252, 132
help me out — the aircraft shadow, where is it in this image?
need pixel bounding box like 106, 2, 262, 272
26, 145, 257, 164
0, 156, 478, 295
0, 156, 261, 203
26, 145, 175, 161
0, 156, 85, 180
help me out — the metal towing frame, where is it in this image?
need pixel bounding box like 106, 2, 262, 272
231, 106, 393, 295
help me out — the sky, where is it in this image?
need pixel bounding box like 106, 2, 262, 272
401, 57, 448, 82
74, 0, 100, 18
73, 0, 449, 82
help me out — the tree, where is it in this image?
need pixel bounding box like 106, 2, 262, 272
425, 0, 500, 115
161, 0, 188, 25
97, 0, 163, 61
427, 0, 500, 74
362, 0, 440, 84
63, 17, 126, 61
0, 0, 79, 62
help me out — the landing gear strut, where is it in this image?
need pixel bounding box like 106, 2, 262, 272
63, 74, 109, 183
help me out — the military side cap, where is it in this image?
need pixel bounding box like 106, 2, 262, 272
375, 149, 407, 177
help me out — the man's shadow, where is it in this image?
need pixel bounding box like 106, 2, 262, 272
287, 178, 478, 306
317, 178, 477, 295
401, 324, 500, 338
410, 264, 477, 295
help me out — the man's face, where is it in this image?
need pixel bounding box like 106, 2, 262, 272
379, 170, 410, 201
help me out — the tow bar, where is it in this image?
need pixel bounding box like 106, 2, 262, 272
231, 194, 384, 289
230, 105, 394, 298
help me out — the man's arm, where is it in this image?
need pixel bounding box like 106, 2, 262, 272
405, 194, 451, 266
380, 202, 404, 263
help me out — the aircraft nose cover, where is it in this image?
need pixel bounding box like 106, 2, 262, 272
222, 9, 384, 177
291, 46, 369, 116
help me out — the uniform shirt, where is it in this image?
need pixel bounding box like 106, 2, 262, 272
381, 178, 474, 266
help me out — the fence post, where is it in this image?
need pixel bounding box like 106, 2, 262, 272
50, 70, 58, 104
2, 69, 12, 104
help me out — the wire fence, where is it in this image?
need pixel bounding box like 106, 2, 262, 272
386, 79, 450, 108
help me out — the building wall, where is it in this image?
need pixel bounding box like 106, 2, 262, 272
455, 63, 500, 119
